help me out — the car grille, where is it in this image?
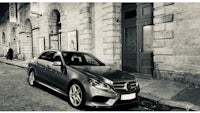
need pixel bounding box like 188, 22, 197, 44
113, 81, 137, 93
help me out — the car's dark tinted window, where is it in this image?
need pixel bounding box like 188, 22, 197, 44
38, 51, 56, 61
62, 52, 102, 66
52, 54, 62, 62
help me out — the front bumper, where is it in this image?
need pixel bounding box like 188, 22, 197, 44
84, 83, 140, 108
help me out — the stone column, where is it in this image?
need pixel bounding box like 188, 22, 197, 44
153, 3, 175, 79
102, 3, 122, 69
79, 3, 93, 53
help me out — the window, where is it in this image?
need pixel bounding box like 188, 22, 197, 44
84, 54, 99, 66
52, 54, 62, 62
125, 10, 136, 19
62, 52, 102, 66
38, 51, 56, 61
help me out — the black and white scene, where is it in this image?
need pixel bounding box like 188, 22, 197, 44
0, 2, 200, 111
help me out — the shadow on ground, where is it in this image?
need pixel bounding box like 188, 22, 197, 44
171, 87, 200, 106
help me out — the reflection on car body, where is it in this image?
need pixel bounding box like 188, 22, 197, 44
27, 50, 140, 109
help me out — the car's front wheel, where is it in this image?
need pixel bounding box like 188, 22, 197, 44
28, 70, 36, 86
68, 82, 85, 109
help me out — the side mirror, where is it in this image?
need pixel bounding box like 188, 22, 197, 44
52, 61, 62, 66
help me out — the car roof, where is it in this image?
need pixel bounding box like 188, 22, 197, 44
42, 49, 87, 54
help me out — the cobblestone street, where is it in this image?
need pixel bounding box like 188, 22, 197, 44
0, 63, 78, 111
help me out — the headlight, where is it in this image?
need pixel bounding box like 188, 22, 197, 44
135, 78, 139, 86
88, 77, 111, 90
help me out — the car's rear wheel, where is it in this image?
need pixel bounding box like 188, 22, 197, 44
28, 71, 36, 86
68, 82, 85, 109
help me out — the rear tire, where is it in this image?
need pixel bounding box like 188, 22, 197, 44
28, 70, 36, 86
68, 82, 85, 109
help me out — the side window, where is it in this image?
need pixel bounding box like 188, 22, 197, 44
84, 54, 100, 66
52, 55, 62, 62
38, 52, 48, 60
38, 51, 56, 61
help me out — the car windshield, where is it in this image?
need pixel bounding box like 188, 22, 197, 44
62, 52, 104, 66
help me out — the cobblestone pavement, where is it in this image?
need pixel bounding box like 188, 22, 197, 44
0, 63, 78, 111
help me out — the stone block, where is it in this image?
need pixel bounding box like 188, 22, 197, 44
176, 17, 200, 31
164, 2, 174, 6
154, 14, 174, 24
104, 30, 120, 37
157, 63, 174, 71
166, 22, 175, 30
184, 47, 200, 56
154, 23, 165, 31
114, 48, 121, 54
79, 23, 92, 30
114, 54, 121, 60
103, 54, 114, 61
154, 7, 165, 16
153, 40, 165, 47
103, 36, 113, 43
114, 42, 122, 48
185, 56, 200, 66
79, 38, 92, 44
154, 3, 164, 8
103, 5, 114, 13
154, 55, 174, 64
165, 5, 175, 15
175, 3, 200, 13
79, 29, 92, 35
79, 33, 92, 39
102, 3, 114, 9
103, 43, 113, 49
104, 48, 113, 55
154, 31, 173, 39
165, 39, 174, 47
154, 55, 165, 63
154, 48, 174, 55
80, 7, 90, 14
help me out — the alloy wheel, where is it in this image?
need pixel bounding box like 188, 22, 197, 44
69, 84, 83, 107
29, 71, 35, 86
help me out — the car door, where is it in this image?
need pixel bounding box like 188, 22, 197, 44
36, 51, 56, 84
49, 52, 68, 90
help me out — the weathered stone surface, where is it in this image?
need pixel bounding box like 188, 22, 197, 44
154, 7, 165, 16
154, 23, 165, 31
154, 14, 174, 24
154, 31, 173, 39
154, 48, 174, 55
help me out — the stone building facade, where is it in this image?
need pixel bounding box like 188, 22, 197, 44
1, 2, 200, 85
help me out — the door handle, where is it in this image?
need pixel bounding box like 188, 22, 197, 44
139, 49, 142, 52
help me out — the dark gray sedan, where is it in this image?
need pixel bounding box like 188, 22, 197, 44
27, 50, 140, 109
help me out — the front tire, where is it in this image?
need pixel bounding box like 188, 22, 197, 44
68, 82, 85, 109
28, 70, 36, 86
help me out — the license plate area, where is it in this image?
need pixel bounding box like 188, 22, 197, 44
121, 93, 136, 100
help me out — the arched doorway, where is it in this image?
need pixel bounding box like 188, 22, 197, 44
49, 9, 61, 50
2, 32, 6, 56
23, 19, 33, 59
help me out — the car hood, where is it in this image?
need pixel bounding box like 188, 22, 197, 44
71, 66, 136, 82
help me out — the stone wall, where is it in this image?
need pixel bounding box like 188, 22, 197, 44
153, 3, 200, 85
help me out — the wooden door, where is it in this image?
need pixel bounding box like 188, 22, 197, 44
122, 3, 137, 72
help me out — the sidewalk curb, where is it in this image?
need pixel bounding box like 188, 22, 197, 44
0, 61, 27, 69
139, 92, 200, 111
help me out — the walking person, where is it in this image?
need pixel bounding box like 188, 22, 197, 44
7, 47, 14, 60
